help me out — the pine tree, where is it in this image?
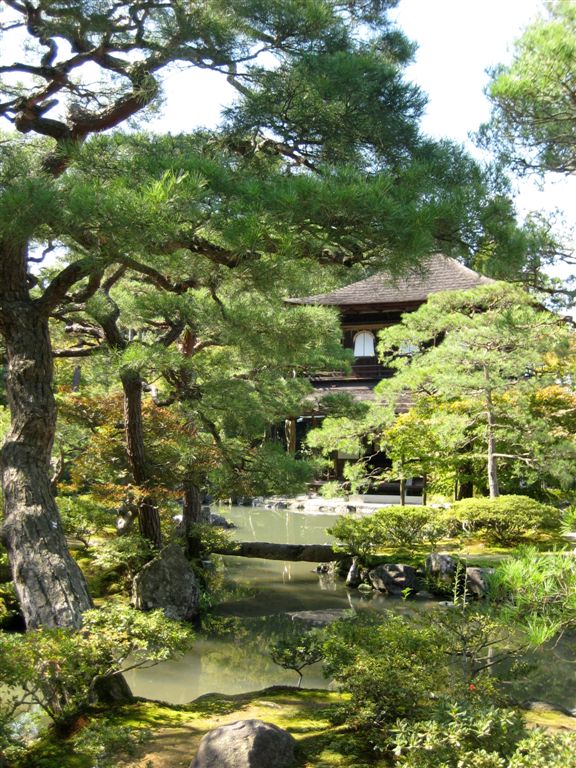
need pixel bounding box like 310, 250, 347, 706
0, 1, 530, 627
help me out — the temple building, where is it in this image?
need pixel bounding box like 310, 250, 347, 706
286, 254, 493, 502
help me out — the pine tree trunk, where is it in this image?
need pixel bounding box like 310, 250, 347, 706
484, 374, 500, 499
182, 480, 209, 557
486, 424, 499, 498
0, 244, 92, 627
121, 371, 162, 549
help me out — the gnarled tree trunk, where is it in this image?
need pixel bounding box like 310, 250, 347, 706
0, 242, 92, 628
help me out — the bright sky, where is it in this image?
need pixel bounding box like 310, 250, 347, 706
389, 0, 576, 265
149, 0, 548, 141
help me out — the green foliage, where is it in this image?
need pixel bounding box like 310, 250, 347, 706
390, 706, 576, 768
58, 495, 115, 547
0, 604, 193, 728
327, 514, 383, 558
317, 595, 576, 761
328, 506, 449, 556
90, 534, 155, 588
450, 495, 560, 545
371, 505, 449, 548
71, 720, 151, 768
269, 627, 324, 687
490, 546, 576, 640
483, 0, 576, 175
0, 405, 8, 440
322, 613, 448, 733
560, 505, 576, 534
422, 601, 523, 684
508, 729, 576, 767
309, 283, 575, 502
377, 283, 574, 498
319, 480, 348, 499
390, 704, 527, 768
183, 523, 238, 559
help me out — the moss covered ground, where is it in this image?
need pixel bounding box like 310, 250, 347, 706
23, 687, 390, 768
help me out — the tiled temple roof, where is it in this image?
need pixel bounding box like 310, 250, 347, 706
287, 254, 493, 307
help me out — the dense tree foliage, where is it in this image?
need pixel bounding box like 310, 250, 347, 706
480, 0, 576, 304
0, 8, 575, 764
0, 0, 535, 628
308, 283, 575, 500
377, 283, 574, 497
483, 0, 576, 176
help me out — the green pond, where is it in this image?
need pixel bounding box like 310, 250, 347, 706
125, 505, 576, 710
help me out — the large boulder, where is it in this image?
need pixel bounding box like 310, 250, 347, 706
465, 566, 495, 599
132, 543, 199, 621
210, 512, 236, 529
190, 719, 296, 768
425, 552, 458, 592
368, 564, 419, 596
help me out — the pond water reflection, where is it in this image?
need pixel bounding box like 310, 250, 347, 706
126, 505, 349, 701
126, 505, 576, 710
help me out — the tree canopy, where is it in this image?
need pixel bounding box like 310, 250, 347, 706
0, 0, 542, 628
308, 283, 575, 500
482, 0, 576, 176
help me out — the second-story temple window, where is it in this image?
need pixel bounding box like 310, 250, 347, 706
353, 330, 376, 358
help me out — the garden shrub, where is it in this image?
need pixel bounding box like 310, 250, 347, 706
489, 547, 576, 640
58, 494, 114, 547
327, 514, 383, 558
322, 613, 449, 731
90, 533, 155, 588
184, 522, 238, 560
508, 729, 576, 767
560, 505, 576, 535
328, 506, 450, 556
422, 602, 523, 684
71, 720, 151, 768
388, 706, 576, 768
0, 604, 193, 729
450, 495, 560, 545
269, 626, 324, 688
371, 505, 449, 548
389, 704, 524, 767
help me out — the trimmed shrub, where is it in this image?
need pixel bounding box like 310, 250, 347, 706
327, 514, 383, 558
328, 506, 450, 556
450, 495, 560, 545
371, 505, 449, 548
